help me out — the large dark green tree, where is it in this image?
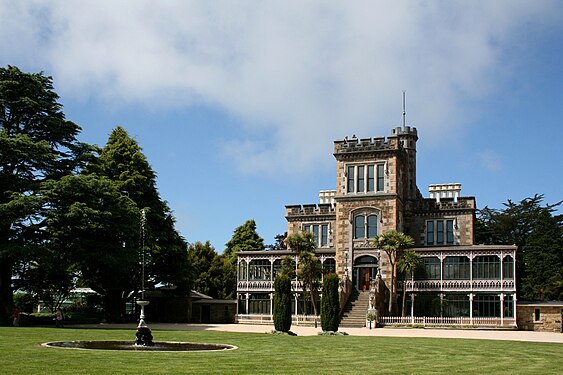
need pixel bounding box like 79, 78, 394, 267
0, 66, 92, 317
88, 126, 191, 293
475, 194, 562, 298
187, 241, 234, 299
42, 175, 140, 320
522, 210, 563, 300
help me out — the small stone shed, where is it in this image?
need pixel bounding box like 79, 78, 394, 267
517, 301, 563, 333
191, 291, 236, 324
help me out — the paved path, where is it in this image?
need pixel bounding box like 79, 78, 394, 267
70, 323, 563, 344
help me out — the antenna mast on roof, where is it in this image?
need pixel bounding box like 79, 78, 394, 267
402, 90, 406, 130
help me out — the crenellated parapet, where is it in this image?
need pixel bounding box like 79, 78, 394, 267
285, 203, 336, 219
333, 126, 418, 156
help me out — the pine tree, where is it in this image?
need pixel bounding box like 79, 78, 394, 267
0, 66, 92, 317
90, 126, 191, 293
224, 220, 265, 263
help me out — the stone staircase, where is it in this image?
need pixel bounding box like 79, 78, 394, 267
340, 290, 370, 328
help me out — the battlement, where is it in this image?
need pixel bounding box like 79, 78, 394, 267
285, 203, 336, 218
334, 126, 417, 155
418, 196, 476, 211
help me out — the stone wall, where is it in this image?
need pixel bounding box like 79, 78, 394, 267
517, 304, 563, 332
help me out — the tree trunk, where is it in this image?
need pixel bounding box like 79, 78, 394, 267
0, 260, 14, 317
401, 275, 407, 317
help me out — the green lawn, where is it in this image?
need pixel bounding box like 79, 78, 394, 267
0, 327, 561, 374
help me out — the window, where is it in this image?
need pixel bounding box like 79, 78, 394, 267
504, 294, 514, 318
443, 256, 470, 280
323, 258, 336, 274
303, 224, 330, 247
272, 259, 282, 278
426, 219, 455, 245
248, 260, 271, 280
248, 294, 270, 315
346, 163, 386, 193
474, 294, 500, 317
473, 256, 500, 279
415, 257, 441, 280
502, 256, 514, 280
426, 221, 434, 244
534, 308, 540, 321
238, 260, 248, 281
353, 214, 378, 239
443, 294, 470, 317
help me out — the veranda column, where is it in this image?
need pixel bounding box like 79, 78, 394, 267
500, 293, 504, 326
439, 293, 444, 318
245, 293, 250, 314
513, 294, 518, 326
294, 293, 299, 318
269, 293, 274, 316
469, 293, 474, 325
410, 293, 416, 324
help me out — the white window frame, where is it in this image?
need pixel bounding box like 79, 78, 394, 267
345, 162, 387, 194
425, 219, 456, 245
302, 223, 331, 247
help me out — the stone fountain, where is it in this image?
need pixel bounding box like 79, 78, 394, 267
42, 208, 236, 352
135, 209, 154, 346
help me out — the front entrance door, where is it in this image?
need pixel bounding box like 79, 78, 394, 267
353, 255, 378, 291
359, 267, 373, 291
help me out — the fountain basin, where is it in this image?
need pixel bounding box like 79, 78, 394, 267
42, 340, 237, 352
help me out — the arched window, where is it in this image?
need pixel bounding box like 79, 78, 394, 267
473, 256, 500, 279
443, 256, 470, 280
415, 257, 441, 280
354, 214, 378, 239
354, 216, 365, 239
323, 258, 336, 274
502, 255, 514, 280
238, 260, 248, 281
248, 260, 271, 280
273, 259, 282, 278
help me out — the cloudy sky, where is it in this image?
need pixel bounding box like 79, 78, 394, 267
1, 1, 562, 249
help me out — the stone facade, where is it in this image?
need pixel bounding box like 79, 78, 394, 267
517, 302, 563, 332
237, 126, 518, 327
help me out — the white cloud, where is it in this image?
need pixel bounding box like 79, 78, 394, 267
1, 0, 561, 175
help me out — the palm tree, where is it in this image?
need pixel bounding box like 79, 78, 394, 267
398, 250, 423, 317
373, 231, 415, 315
285, 232, 322, 317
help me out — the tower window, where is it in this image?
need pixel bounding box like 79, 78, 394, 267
346, 163, 386, 194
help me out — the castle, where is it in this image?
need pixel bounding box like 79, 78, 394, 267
236, 126, 517, 327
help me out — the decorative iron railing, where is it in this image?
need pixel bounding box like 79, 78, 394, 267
235, 314, 319, 325
381, 316, 516, 327
398, 279, 516, 292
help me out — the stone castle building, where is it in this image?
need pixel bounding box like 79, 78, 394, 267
236, 126, 517, 327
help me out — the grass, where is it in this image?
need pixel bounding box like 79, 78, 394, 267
1, 327, 562, 374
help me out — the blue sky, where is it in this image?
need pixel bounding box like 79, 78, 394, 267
1, 1, 562, 250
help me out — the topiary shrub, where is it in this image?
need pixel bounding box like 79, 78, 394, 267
273, 273, 292, 332
321, 273, 340, 332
